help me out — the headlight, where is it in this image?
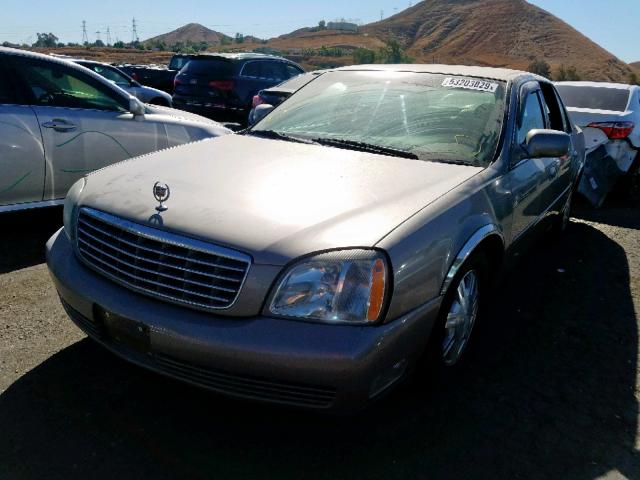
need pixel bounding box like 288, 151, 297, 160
268, 249, 389, 325
63, 177, 86, 241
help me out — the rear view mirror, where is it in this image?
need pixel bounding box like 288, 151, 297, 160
253, 104, 275, 124
129, 97, 145, 117
524, 129, 570, 158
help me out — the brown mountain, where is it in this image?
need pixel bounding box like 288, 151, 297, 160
361, 0, 632, 81
144, 23, 231, 46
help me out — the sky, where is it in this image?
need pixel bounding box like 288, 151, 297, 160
0, 0, 638, 63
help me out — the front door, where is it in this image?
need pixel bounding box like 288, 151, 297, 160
12, 57, 166, 200
507, 89, 549, 243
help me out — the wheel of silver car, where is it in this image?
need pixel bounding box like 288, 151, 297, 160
442, 269, 481, 366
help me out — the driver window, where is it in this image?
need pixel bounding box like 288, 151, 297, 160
16, 59, 128, 112
517, 91, 546, 145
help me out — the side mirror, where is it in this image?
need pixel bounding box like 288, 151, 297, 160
523, 129, 570, 158
253, 104, 275, 124
129, 97, 145, 117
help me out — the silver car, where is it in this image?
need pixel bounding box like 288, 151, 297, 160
73, 60, 173, 107
47, 65, 584, 411
0, 47, 231, 212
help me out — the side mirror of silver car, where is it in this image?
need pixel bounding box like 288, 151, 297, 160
129, 97, 145, 117
524, 129, 571, 158
253, 104, 275, 124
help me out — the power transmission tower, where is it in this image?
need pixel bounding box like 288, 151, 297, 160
106, 27, 112, 45
81, 20, 88, 44
131, 18, 139, 43
380, 10, 384, 21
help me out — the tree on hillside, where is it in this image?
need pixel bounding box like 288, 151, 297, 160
377, 39, 413, 64
630, 72, 640, 86
235, 33, 244, 44
113, 40, 125, 48
318, 20, 326, 30
555, 65, 580, 81
353, 48, 376, 64
527, 59, 551, 78
94, 39, 105, 47
32, 33, 59, 48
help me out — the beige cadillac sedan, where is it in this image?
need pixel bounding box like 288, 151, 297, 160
47, 65, 584, 411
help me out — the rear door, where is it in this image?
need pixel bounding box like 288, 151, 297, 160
0, 56, 46, 207
12, 56, 167, 200
537, 82, 575, 212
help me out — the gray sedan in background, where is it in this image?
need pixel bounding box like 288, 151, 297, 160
47, 65, 584, 411
73, 60, 173, 107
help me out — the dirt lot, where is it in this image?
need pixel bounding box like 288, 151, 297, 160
0, 195, 639, 479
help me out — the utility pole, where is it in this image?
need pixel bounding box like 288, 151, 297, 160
81, 20, 88, 45
106, 27, 112, 46
131, 18, 139, 43
380, 10, 384, 21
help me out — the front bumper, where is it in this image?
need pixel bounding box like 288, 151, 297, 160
47, 229, 441, 411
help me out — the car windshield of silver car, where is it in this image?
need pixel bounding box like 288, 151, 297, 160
251, 71, 507, 166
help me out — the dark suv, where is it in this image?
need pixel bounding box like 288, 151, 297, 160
172, 53, 304, 123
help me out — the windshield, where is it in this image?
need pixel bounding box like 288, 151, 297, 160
82, 64, 130, 87
556, 85, 630, 112
252, 71, 507, 166
181, 59, 234, 77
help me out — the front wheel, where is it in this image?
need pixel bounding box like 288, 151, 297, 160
433, 255, 488, 368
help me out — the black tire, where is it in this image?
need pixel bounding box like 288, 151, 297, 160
426, 253, 489, 371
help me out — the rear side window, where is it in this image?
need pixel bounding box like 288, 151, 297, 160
242, 61, 286, 81
284, 64, 303, 79
182, 59, 234, 78
555, 85, 630, 112
539, 82, 571, 133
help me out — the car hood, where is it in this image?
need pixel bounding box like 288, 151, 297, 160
144, 104, 225, 125
79, 134, 482, 265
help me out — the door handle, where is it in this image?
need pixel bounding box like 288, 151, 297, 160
548, 160, 560, 179
41, 119, 76, 132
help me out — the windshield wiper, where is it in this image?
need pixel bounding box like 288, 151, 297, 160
247, 129, 317, 145
310, 137, 419, 160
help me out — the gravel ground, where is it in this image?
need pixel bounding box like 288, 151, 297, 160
0, 196, 639, 480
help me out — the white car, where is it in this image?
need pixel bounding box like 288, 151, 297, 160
555, 82, 639, 205
0, 47, 231, 212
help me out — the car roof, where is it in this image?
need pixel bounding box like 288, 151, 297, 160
554, 81, 637, 91
190, 52, 295, 62
336, 64, 544, 83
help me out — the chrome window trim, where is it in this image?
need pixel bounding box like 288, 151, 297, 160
0, 199, 64, 213
76, 207, 252, 312
440, 224, 504, 296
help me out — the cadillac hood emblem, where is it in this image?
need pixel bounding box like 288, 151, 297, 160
153, 182, 171, 212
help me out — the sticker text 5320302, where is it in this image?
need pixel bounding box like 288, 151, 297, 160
442, 78, 499, 93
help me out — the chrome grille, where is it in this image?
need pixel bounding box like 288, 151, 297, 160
76, 208, 251, 311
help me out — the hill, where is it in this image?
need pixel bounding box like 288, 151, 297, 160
144, 23, 231, 46
361, 0, 633, 82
